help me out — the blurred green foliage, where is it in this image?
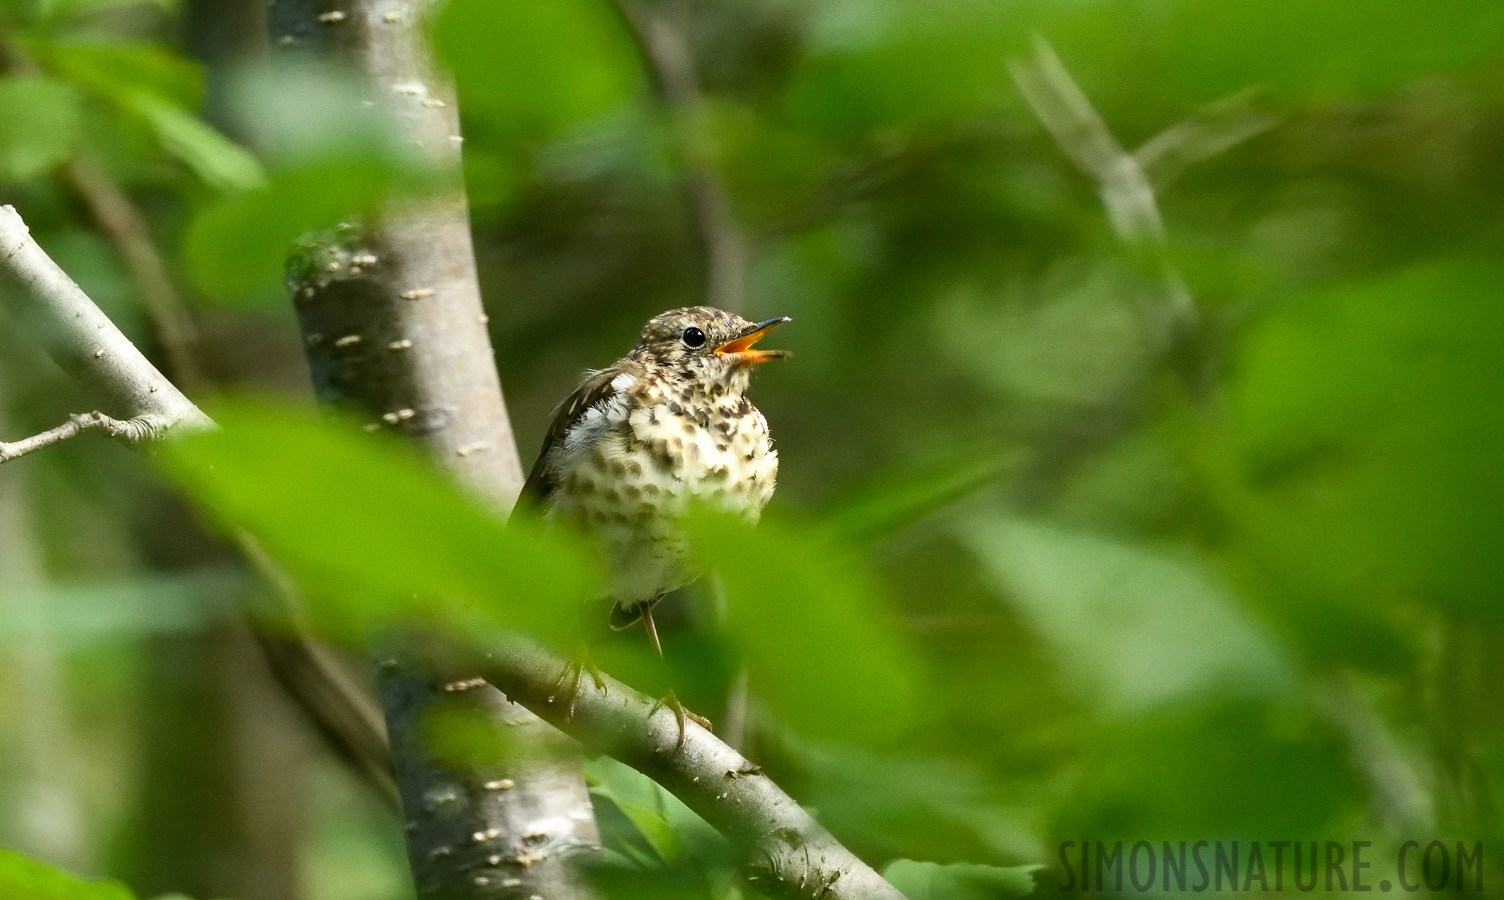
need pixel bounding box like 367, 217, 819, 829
157, 397, 603, 649
1, 0, 1502, 898
0, 850, 135, 900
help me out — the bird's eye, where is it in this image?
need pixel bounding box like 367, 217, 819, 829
681, 327, 706, 348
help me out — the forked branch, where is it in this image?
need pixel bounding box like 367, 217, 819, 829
0, 205, 213, 457
0, 410, 170, 463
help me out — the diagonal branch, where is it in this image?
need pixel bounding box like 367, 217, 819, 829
448, 634, 909, 900
0, 200, 400, 810
1009, 35, 1197, 350
0, 205, 213, 451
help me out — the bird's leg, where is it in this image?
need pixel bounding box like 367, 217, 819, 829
547, 611, 607, 721
635, 602, 713, 750
649, 689, 714, 753
640, 601, 665, 658
548, 648, 607, 722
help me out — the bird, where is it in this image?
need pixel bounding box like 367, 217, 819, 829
523, 306, 789, 664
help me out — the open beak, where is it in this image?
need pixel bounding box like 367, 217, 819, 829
714, 317, 791, 365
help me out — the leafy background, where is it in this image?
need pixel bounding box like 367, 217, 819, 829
1, 0, 1501, 898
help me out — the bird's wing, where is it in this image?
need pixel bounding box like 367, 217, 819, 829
520, 365, 626, 509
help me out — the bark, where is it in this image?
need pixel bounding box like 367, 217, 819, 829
264, 2, 601, 898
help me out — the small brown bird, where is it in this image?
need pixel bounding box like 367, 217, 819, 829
523, 306, 790, 657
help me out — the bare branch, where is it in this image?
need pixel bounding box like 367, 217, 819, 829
0, 195, 402, 818
1009, 35, 1165, 251
1009, 36, 1196, 350
454, 635, 909, 900
66, 154, 404, 809
0, 410, 173, 464
0, 205, 213, 443
1134, 90, 1278, 192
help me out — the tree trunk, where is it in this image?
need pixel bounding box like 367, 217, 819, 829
264, 2, 601, 898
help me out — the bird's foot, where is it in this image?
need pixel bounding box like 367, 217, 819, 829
547, 650, 607, 721
648, 689, 712, 753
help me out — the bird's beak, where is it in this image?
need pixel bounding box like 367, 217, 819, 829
714, 317, 791, 365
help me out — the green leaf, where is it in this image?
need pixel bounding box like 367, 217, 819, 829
1158, 0, 1504, 103
221, 59, 417, 167
959, 516, 1293, 714
156, 396, 604, 649
586, 756, 722, 865
35, 40, 203, 110
0, 569, 239, 646
931, 268, 1152, 409
1219, 258, 1504, 629
882, 859, 1039, 900
34, 39, 262, 191
0, 851, 136, 900
39, 0, 180, 21
790, 0, 1021, 138
685, 510, 918, 742
0, 76, 83, 179
180, 157, 412, 304
786, 736, 1036, 871
126, 91, 266, 192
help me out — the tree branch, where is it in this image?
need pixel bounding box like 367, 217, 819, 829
451, 634, 908, 900
1009, 35, 1197, 352
0, 205, 213, 451
0, 410, 168, 463
0, 196, 401, 815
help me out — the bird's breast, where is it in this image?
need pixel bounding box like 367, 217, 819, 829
548, 382, 777, 524
545, 378, 778, 605
620, 392, 778, 518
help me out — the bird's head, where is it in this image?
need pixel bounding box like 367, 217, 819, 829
631, 306, 790, 390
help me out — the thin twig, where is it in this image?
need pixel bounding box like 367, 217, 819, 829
0, 410, 168, 463
1009, 35, 1196, 349
1133, 90, 1278, 193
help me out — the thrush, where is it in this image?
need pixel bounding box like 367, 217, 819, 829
523, 306, 789, 662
